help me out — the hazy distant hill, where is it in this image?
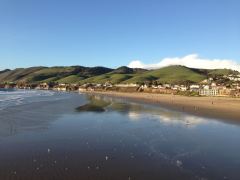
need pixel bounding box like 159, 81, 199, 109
0, 65, 238, 84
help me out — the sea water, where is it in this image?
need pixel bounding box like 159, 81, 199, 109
0, 90, 239, 180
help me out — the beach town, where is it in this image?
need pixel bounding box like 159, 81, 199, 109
1, 73, 240, 97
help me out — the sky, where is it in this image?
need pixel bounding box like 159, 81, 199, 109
0, 0, 239, 70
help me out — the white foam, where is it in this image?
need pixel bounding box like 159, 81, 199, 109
0, 89, 55, 110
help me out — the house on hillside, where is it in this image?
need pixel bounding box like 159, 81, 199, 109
190, 85, 200, 92
172, 85, 180, 90
211, 82, 217, 87
219, 88, 236, 96
200, 78, 213, 84
68, 84, 79, 91
79, 86, 87, 92
17, 82, 37, 89
227, 75, 240, 81
4, 83, 16, 89
234, 90, 240, 97
86, 86, 95, 91
115, 83, 138, 88
157, 85, 165, 89
104, 82, 113, 87
57, 84, 68, 91
163, 84, 171, 89
179, 85, 187, 91
36, 83, 49, 90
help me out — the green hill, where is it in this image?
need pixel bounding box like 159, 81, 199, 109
0, 66, 113, 83
124, 65, 206, 84
0, 67, 46, 82
56, 75, 85, 84
207, 69, 238, 76
0, 65, 238, 85
79, 66, 147, 84
79, 65, 207, 85
79, 72, 135, 84
112, 66, 147, 74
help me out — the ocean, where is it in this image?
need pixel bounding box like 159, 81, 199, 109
0, 89, 239, 180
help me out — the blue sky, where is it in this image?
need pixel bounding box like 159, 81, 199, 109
0, 0, 239, 69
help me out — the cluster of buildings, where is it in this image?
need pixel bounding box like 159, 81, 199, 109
198, 84, 239, 97
225, 74, 240, 82
138, 81, 239, 97
1, 74, 240, 97
197, 76, 240, 97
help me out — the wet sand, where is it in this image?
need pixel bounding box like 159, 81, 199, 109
1, 91, 240, 179
85, 91, 240, 122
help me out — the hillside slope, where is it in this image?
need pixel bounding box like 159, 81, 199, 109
0, 66, 113, 83
79, 66, 142, 84
0, 65, 238, 85
124, 65, 206, 84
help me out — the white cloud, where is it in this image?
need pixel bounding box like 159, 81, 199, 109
128, 54, 240, 71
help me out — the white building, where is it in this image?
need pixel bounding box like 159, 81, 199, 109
79, 87, 87, 92
115, 83, 138, 88
199, 88, 219, 96
163, 84, 171, 88
228, 75, 240, 81
36, 83, 49, 90
180, 85, 187, 91
190, 85, 200, 92
172, 85, 180, 90
57, 84, 67, 91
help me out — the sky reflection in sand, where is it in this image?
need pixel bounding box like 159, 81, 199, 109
81, 94, 208, 127
0, 92, 240, 180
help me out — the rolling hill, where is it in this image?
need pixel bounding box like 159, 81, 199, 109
0, 65, 238, 85
123, 66, 206, 84
79, 66, 146, 84
0, 66, 113, 83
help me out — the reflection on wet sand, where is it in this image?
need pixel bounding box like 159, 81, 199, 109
76, 95, 111, 112
77, 94, 207, 127
1, 93, 240, 180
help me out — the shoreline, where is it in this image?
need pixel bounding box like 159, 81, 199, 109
84, 91, 240, 123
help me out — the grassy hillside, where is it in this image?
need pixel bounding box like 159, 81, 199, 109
0, 66, 113, 83
79, 66, 146, 84
80, 65, 207, 85
111, 66, 147, 74
28, 66, 113, 83
0, 65, 238, 85
80, 73, 134, 84
0, 67, 46, 82
207, 69, 238, 76
56, 75, 85, 84
124, 66, 206, 84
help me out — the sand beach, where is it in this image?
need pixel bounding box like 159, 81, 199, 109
85, 91, 240, 122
